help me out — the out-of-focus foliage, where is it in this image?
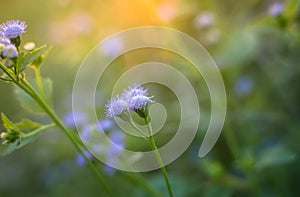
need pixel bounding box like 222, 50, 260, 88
0, 0, 300, 196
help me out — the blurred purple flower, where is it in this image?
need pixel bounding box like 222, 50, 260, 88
0, 37, 11, 46
100, 36, 123, 57
63, 111, 86, 128
2, 44, 18, 58
105, 95, 127, 118
97, 119, 114, 131
234, 76, 254, 96
80, 125, 92, 142
0, 20, 27, 39
107, 130, 124, 157
103, 164, 116, 176
194, 12, 214, 29
110, 130, 124, 146
268, 2, 284, 16
76, 149, 93, 166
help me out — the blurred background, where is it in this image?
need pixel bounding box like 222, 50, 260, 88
0, 0, 300, 196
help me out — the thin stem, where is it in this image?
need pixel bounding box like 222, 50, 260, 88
19, 79, 113, 197
0, 63, 113, 197
22, 123, 56, 138
144, 117, 173, 197
127, 112, 148, 139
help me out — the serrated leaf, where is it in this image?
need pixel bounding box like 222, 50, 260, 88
0, 131, 41, 156
17, 45, 48, 73
15, 77, 53, 114
1, 113, 20, 133
255, 145, 297, 170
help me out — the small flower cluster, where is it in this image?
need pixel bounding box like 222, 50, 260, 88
0, 129, 21, 145
0, 20, 27, 58
105, 84, 154, 119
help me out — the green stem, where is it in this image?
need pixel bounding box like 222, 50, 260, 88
127, 112, 148, 139
22, 123, 56, 138
144, 117, 173, 197
20, 79, 113, 197
0, 63, 113, 197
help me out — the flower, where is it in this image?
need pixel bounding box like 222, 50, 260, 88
105, 95, 128, 118
122, 84, 153, 110
2, 44, 18, 58
63, 111, 87, 128
194, 12, 214, 29
0, 37, 11, 46
268, 2, 283, 16
128, 95, 153, 110
23, 42, 35, 51
0, 20, 27, 39
105, 84, 154, 118
97, 119, 114, 131
234, 76, 254, 96
76, 149, 93, 166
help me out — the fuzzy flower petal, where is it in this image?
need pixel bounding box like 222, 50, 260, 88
0, 37, 11, 46
128, 95, 153, 110
0, 20, 27, 39
122, 84, 148, 100
2, 44, 18, 58
105, 96, 127, 118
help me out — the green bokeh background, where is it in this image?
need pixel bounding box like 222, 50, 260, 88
0, 0, 300, 196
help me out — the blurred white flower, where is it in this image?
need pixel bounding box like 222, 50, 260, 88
194, 12, 215, 29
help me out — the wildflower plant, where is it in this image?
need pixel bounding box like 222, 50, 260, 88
0, 20, 113, 196
105, 84, 174, 196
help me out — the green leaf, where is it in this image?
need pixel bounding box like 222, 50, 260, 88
14, 77, 53, 114
16, 45, 48, 73
32, 46, 52, 67
255, 145, 297, 170
0, 130, 41, 156
0, 118, 49, 156
1, 113, 20, 133
16, 119, 42, 132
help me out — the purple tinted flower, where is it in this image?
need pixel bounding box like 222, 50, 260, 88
107, 130, 124, 156
76, 149, 93, 166
122, 84, 153, 110
122, 84, 148, 100
97, 119, 114, 131
110, 130, 124, 146
0, 37, 11, 46
2, 44, 18, 58
194, 12, 214, 29
63, 111, 86, 128
268, 2, 283, 16
0, 20, 27, 39
128, 95, 153, 110
80, 125, 92, 142
234, 76, 254, 96
105, 84, 154, 118
103, 164, 116, 176
100, 36, 123, 57
105, 95, 127, 118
